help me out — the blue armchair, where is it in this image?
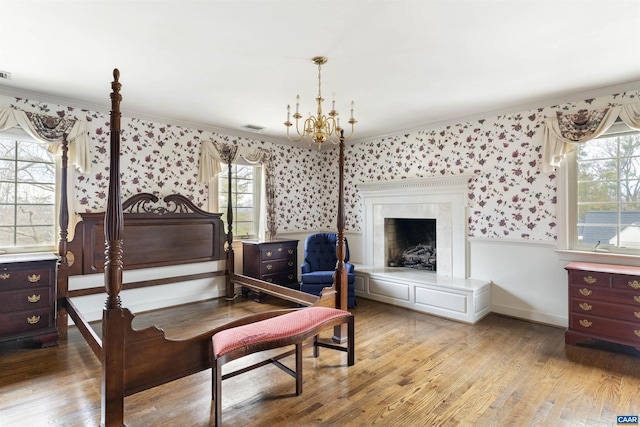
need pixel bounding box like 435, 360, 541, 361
300, 232, 356, 308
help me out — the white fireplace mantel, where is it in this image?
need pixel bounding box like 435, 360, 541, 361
357, 175, 472, 278
354, 175, 490, 324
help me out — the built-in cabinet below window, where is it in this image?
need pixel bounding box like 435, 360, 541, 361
0, 253, 59, 347
565, 262, 640, 351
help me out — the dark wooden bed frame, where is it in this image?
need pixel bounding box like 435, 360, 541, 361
55, 69, 350, 426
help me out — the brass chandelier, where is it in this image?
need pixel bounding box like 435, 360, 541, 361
284, 56, 356, 148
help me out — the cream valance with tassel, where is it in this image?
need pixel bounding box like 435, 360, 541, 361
542, 102, 640, 173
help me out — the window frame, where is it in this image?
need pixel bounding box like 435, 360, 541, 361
0, 130, 58, 254
557, 122, 640, 263
217, 163, 262, 240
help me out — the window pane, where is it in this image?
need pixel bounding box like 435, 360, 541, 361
619, 180, 640, 202
236, 207, 254, 222
577, 138, 618, 161
15, 225, 55, 246
16, 183, 55, 204
0, 226, 15, 246
0, 205, 13, 225
0, 182, 16, 202
577, 158, 617, 179
17, 160, 55, 183
16, 204, 55, 226
0, 139, 16, 158
0, 159, 15, 180
17, 140, 51, 162
577, 181, 617, 204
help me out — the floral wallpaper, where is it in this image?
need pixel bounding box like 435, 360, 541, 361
2, 88, 638, 243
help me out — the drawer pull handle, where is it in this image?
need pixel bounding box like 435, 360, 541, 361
27, 294, 41, 303
288, 249, 294, 255
634, 312, 640, 319
579, 303, 592, 311
27, 315, 40, 325
28, 274, 41, 283
266, 264, 273, 270
579, 288, 592, 296
266, 277, 273, 283
288, 274, 294, 280
266, 251, 273, 257
0, 273, 10, 280
628, 280, 640, 290
635, 330, 640, 337
635, 296, 640, 303
579, 319, 592, 328
288, 261, 294, 267
583, 276, 597, 285
278, 248, 283, 252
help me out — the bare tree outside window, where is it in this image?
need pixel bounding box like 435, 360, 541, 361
0, 137, 56, 251
576, 131, 640, 251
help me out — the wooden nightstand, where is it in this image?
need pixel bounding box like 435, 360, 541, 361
242, 239, 299, 301
0, 253, 59, 348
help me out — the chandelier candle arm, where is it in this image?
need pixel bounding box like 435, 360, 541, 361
284, 56, 356, 148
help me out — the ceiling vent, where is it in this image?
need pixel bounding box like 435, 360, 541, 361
0, 71, 11, 80
242, 124, 265, 133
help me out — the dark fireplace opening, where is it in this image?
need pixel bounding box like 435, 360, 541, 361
385, 218, 436, 271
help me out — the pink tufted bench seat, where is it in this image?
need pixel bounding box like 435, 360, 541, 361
212, 306, 354, 426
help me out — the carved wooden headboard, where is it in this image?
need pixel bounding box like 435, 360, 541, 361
66, 193, 226, 276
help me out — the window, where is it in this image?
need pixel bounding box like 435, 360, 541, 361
218, 164, 261, 238
0, 132, 57, 253
570, 123, 640, 254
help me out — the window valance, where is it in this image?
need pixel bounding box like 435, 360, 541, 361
198, 140, 276, 239
0, 108, 91, 173
542, 102, 640, 173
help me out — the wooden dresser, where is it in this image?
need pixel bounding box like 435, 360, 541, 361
565, 262, 640, 350
0, 253, 59, 347
242, 239, 299, 300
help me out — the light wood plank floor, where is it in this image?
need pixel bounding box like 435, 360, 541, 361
1, 297, 639, 426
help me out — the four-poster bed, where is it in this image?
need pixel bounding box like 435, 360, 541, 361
54, 69, 352, 426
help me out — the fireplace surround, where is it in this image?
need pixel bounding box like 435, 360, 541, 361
354, 176, 491, 324
358, 175, 471, 277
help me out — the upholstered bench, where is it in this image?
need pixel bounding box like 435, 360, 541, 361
212, 306, 355, 426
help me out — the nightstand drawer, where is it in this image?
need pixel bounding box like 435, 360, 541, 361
260, 244, 296, 261
0, 287, 51, 313
0, 307, 52, 336
0, 268, 52, 290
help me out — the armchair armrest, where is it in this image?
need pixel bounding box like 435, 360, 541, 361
346, 262, 355, 274
301, 261, 311, 274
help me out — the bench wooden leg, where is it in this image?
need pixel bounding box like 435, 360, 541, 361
348, 315, 355, 366
214, 358, 222, 427
295, 342, 303, 396
313, 335, 319, 358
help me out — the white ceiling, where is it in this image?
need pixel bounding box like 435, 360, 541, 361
1, 0, 639, 144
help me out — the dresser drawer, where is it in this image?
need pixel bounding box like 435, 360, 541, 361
570, 285, 640, 306
571, 298, 640, 323
0, 287, 51, 313
569, 313, 640, 345
0, 307, 52, 336
260, 244, 296, 261
0, 267, 52, 290
612, 275, 640, 291
568, 270, 610, 287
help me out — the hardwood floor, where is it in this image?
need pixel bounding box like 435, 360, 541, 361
1, 296, 639, 426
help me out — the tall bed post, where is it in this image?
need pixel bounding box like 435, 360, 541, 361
333, 130, 349, 342
56, 134, 69, 336
102, 68, 126, 427
225, 158, 235, 297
